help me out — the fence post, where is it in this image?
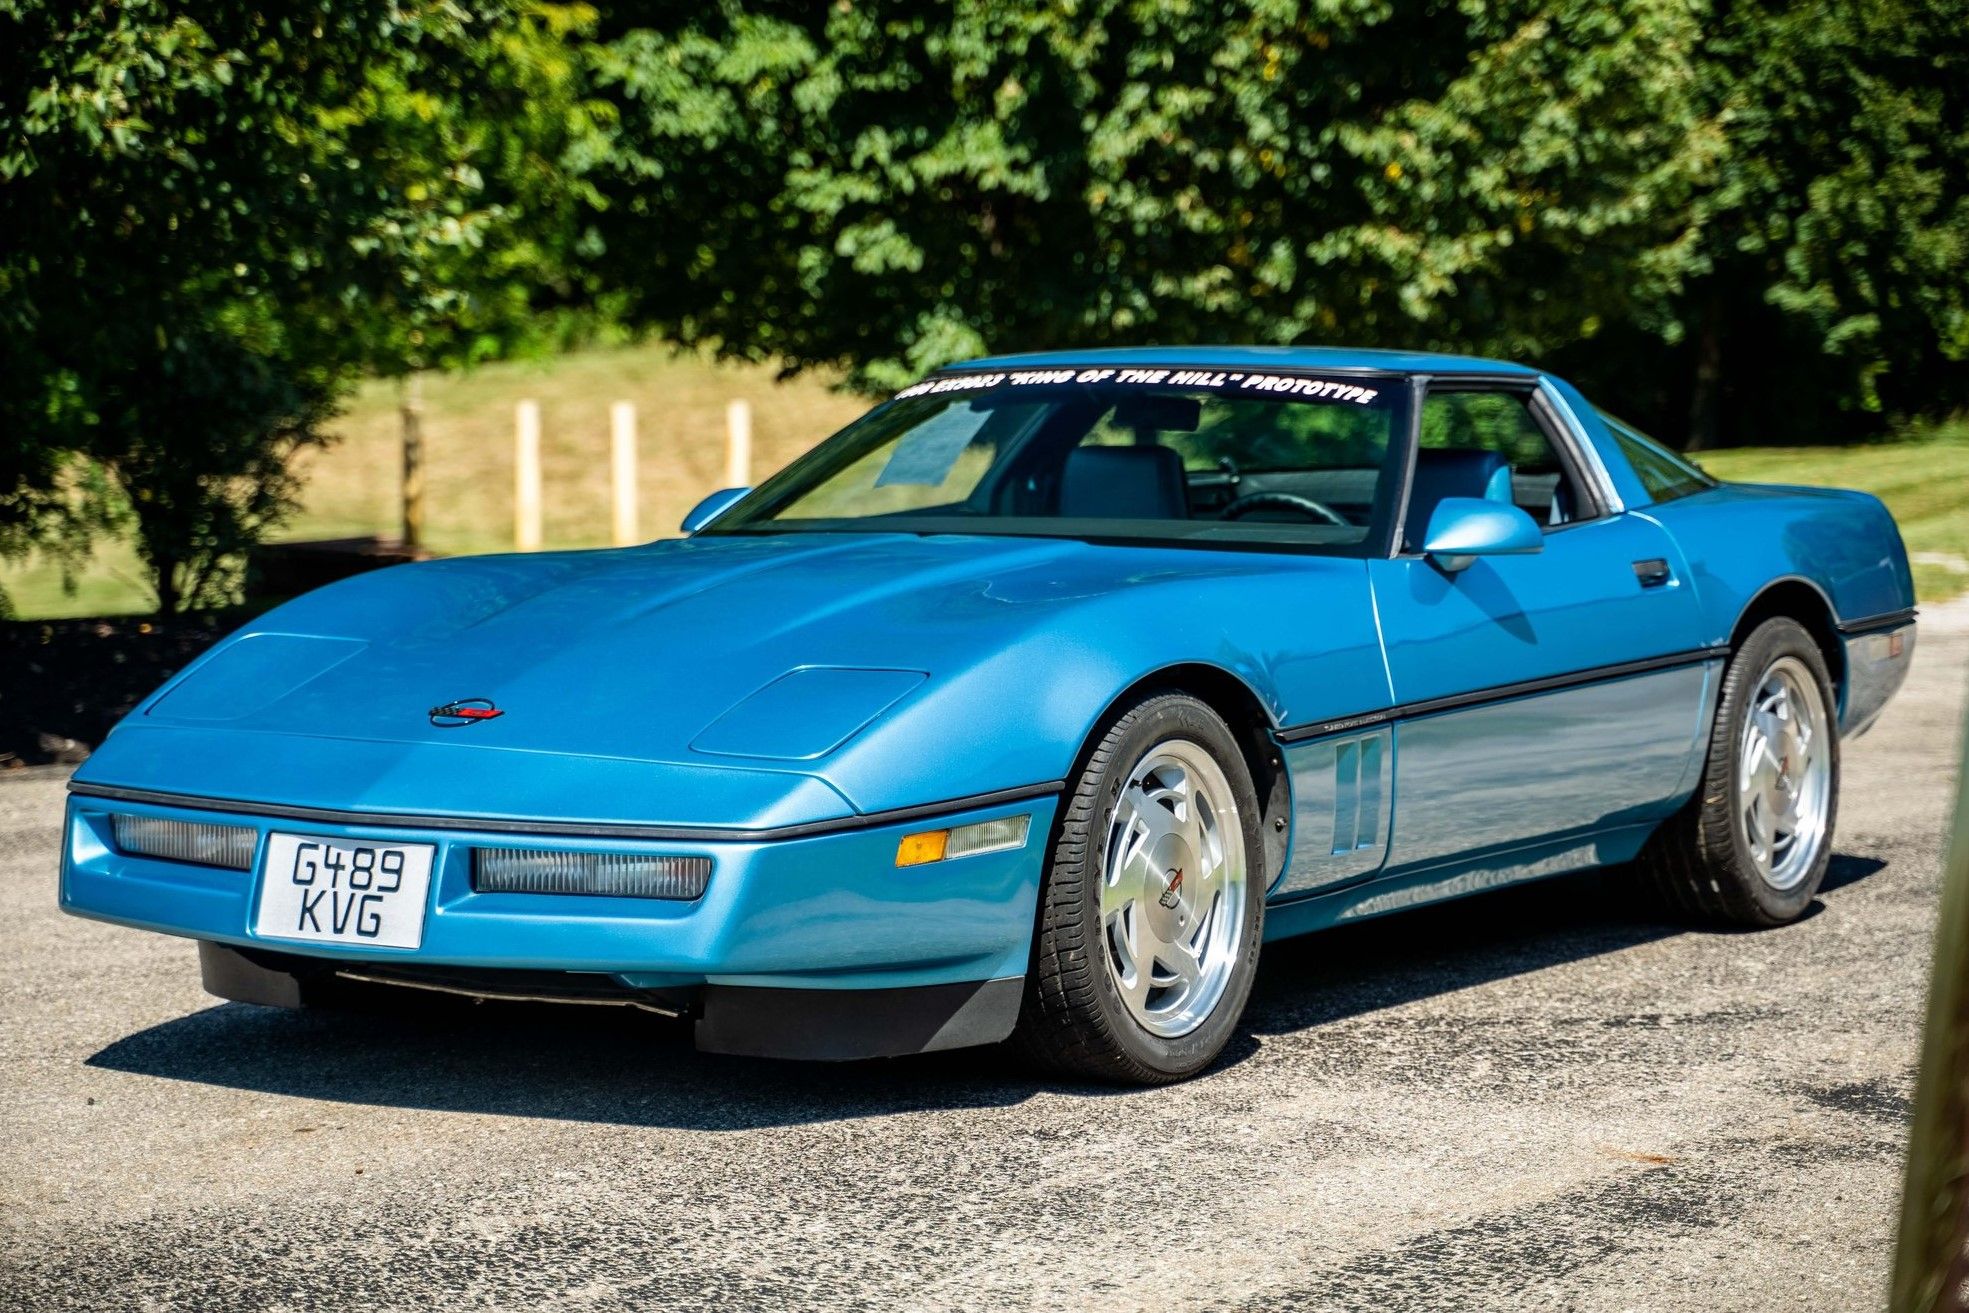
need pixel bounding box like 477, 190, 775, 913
515, 399, 543, 552
725, 399, 753, 488
400, 371, 425, 550
610, 400, 639, 546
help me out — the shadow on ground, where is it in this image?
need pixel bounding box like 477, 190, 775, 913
84, 853, 1889, 1130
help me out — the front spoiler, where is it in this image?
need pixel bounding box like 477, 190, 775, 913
693, 976, 1025, 1059
197, 942, 1025, 1061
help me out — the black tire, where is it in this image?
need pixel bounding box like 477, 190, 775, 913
1016, 692, 1266, 1084
1640, 616, 1839, 926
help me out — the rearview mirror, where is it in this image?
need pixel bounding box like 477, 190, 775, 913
1111, 393, 1202, 433
681, 487, 751, 535
1420, 497, 1542, 573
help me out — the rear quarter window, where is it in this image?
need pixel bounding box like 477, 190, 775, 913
1600, 412, 1717, 504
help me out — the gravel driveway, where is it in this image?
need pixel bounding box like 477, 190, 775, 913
3, 603, 1963, 1312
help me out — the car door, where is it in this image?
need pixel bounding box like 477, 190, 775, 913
1367, 381, 1716, 872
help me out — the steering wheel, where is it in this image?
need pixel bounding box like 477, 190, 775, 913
1217, 491, 1350, 527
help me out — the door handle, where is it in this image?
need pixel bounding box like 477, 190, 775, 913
1632, 558, 1672, 588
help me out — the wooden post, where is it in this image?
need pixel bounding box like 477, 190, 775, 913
515, 399, 542, 552
725, 399, 753, 488
399, 372, 425, 550
610, 400, 638, 546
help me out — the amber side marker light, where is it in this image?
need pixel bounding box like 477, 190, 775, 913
895, 815, 1031, 867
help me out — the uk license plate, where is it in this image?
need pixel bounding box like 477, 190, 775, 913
253, 833, 435, 950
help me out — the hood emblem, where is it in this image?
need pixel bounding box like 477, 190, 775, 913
429, 697, 504, 728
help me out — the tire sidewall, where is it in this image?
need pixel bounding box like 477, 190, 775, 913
1717, 619, 1840, 921
1067, 695, 1266, 1077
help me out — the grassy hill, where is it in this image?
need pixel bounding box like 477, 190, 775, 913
4, 342, 868, 619
4, 343, 1964, 618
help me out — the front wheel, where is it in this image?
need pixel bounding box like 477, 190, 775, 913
1016, 692, 1265, 1084
1641, 617, 1839, 925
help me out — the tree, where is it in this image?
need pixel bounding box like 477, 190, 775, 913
587, 0, 1719, 392
1679, 0, 1969, 446
0, 0, 606, 609
586, 0, 1965, 444
5, 0, 1962, 615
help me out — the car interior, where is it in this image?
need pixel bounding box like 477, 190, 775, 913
962, 390, 1394, 538
737, 379, 1593, 551
1036, 387, 1588, 547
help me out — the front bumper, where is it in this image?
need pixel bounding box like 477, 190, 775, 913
61, 787, 1054, 999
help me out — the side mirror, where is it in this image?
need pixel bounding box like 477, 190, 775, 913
681, 487, 751, 535
1420, 497, 1543, 573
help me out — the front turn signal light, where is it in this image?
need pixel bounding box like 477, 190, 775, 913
895, 830, 949, 867
895, 814, 1030, 868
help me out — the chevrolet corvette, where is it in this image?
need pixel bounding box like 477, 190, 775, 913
59, 347, 1917, 1083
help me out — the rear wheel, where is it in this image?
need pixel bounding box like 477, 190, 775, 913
1641, 617, 1838, 925
1016, 693, 1265, 1084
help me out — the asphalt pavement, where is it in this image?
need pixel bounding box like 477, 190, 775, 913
3, 602, 1964, 1312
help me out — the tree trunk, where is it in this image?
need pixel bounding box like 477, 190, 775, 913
1686, 293, 1724, 452
128, 503, 180, 614
152, 557, 181, 614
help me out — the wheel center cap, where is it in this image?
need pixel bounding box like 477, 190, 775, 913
1144, 833, 1197, 943
1157, 872, 1184, 910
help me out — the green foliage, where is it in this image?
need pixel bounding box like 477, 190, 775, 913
0, 0, 606, 610
1693, 0, 1969, 433
108, 331, 342, 612
589, 0, 1965, 441
589, 1, 1720, 391
4, 0, 1966, 615
323, 2, 621, 377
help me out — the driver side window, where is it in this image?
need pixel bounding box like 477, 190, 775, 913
1408, 389, 1590, 549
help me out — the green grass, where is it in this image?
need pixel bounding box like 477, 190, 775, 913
3, 537, 157, 620
2, 341, 868, 619
1698, 418, 1969, 603
4, 345, 1964, 617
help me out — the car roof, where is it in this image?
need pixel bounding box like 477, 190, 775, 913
954, 344, 1538, 378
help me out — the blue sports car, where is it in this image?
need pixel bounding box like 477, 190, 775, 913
60, 347, 1917, 1083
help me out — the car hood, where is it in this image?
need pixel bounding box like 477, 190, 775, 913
139, 533, 1093, 757
83, 532, 1366, 826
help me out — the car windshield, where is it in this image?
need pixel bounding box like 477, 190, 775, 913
707, 367, 1409, 553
